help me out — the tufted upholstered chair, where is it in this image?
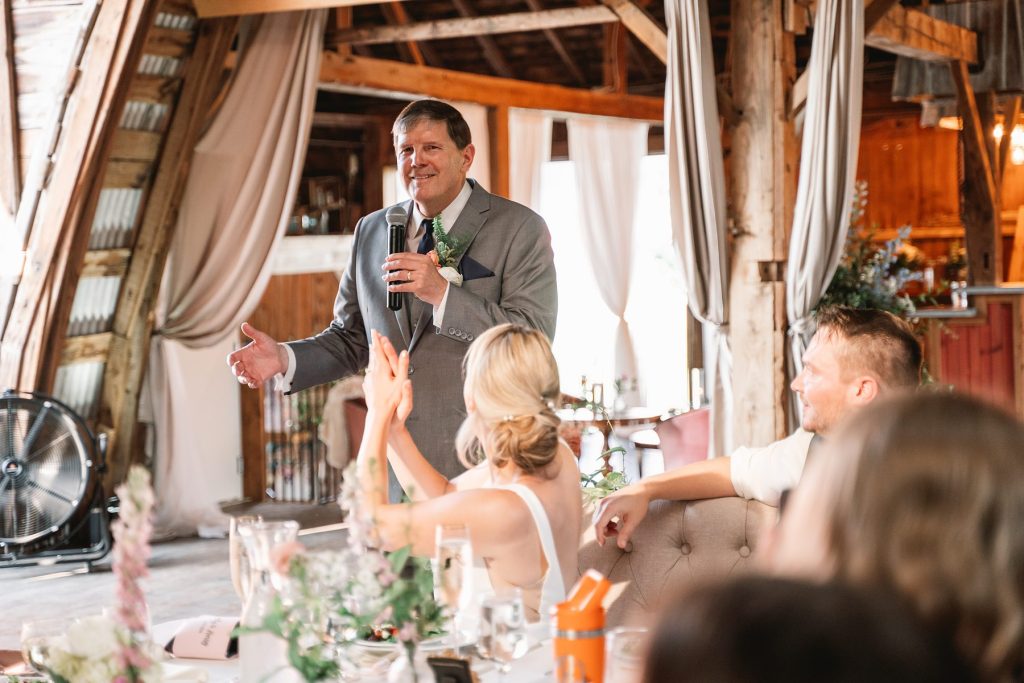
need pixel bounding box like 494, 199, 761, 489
578, 496, 777, 627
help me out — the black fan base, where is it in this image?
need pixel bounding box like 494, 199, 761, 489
0, 485, 112, 569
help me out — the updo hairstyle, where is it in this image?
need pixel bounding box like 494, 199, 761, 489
455, 324, 561, 475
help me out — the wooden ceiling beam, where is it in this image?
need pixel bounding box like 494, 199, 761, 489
601, 0, 666, 64
195, 0, 406, 19
379, 2, 432, 67
81, 248, 130, 277
790, 1, 977, 120
523, 0, 587, 87
61, 332, 112, 365
866, 3, 977, 64
319, 52, 663, 120
450, 0, 514, 79
603, 21, 628, 92
332, 6, 618, 46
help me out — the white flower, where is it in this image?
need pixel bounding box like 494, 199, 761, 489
65, 615, 122, 659
438, 266, 463, 287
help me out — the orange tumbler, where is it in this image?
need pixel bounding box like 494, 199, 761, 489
552, 569, 611, 683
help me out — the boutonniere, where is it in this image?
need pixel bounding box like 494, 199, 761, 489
427, 215, 469, 287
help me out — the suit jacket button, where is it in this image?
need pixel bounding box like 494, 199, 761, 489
467, 334, 474, 341
408, 365, 415, 375
448, 327, 456, 334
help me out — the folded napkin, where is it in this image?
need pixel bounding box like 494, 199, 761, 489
164, 616, 238, 660
161, 662, 210, 682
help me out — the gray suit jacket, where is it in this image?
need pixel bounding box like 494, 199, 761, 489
287, 180, 557, 496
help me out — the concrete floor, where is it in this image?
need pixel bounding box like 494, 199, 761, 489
2, 503, 346, 652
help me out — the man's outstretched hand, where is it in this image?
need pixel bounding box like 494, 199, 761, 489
227, 322, 288, 389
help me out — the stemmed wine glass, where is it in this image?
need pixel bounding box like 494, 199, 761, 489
20, 617, 69, 675
478, 589, 529, 680
432, 523, 473, 652
229, 514, 263, 605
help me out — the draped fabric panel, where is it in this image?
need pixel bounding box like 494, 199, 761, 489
785, 0, 864, 428
664, 0, 733, 457
147, 10, 326, 536
566, 117, 648, 386
452, 101, 491, 192
508, 108, 552, 211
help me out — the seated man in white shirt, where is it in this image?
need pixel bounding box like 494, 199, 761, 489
593, 306, 922, 549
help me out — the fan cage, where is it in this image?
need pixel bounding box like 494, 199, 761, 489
0, 392, 96, 545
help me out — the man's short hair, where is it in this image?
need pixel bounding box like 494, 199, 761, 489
392, 99, 472, 150
814, 306, 922, 389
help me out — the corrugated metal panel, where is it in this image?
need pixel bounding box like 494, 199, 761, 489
120, 100, 169, 131
892, 0, 1024, 103
68, 276, 121, 336
155, 12, 197, 31
89, 188, 142, 249
138, 54, 182, 77
53, 361, 105, 422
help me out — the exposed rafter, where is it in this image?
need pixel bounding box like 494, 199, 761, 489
1, 0, 20, 223
195, 0, 406, 19
790, 1, 978, 119
523, 0, 587, 87
319, 53, 663, 120
602, 0, 666, 64
331, 6, 618, 46
450, 0, 514, 79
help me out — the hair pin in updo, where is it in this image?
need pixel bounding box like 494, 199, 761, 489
502, 415, 516, 422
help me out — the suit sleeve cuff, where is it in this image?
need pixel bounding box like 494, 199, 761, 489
432, 282, 452, 328
276, 344, 297, 393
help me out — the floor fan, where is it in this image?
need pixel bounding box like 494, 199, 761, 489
0, 389, 112, 568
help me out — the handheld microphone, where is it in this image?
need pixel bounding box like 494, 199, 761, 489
385, 206, 408, 312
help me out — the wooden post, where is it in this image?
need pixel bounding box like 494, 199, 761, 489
488, 104, 510, 198
727, 0, 796, 446
950, 61, 1001, 286
0, 0, 19, 221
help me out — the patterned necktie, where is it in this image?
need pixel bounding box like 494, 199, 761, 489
417, 218, 435, 254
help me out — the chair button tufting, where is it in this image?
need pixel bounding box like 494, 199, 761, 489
680, 543, 691, 555
738, 545, 751, 557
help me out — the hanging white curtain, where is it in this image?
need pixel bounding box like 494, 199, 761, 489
147, 10, 326, 537
453, 101, 491, 191
566, 117, 648, 390
785, 0, 864, 427
509, 109, 552, 210
664, 0, 733, 457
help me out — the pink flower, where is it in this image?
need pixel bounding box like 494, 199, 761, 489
427, 250, 440, 268
398, 622, 417, 643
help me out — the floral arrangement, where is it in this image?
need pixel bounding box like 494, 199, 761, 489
580, 461, 629, 506
246, 462, 444, 681
426, 215, 469, 287
24, 466, 164, 683
817, 180, 927, 318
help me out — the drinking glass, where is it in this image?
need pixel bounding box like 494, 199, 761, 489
20, 617, 69, 675
479, 589, 529, 680
604, 626, 649, 683
432, 523, 473, 651
229, 514, 262, 604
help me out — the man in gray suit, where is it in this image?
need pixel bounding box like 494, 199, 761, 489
228, 100, 557, 498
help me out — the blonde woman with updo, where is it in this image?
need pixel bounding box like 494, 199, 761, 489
355, 324, 582, 621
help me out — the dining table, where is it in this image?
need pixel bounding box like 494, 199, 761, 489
147, 619, 557, 682
558, 406, 663, 474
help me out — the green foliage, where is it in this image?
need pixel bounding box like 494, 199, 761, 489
580, 452, 629, 506
432, 215, 470, 268
817, 181, 930, 318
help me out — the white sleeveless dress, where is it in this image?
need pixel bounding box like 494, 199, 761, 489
467, 482, 567, 623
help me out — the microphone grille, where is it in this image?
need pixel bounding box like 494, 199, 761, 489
385, 205, 408, 227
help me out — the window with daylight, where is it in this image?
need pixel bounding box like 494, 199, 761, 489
539, 154, 689, 413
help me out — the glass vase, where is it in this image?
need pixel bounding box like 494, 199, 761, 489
238, 520, 304, 683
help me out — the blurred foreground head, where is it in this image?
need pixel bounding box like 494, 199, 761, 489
772, 392, 1024, 680
643, 576, 972, 683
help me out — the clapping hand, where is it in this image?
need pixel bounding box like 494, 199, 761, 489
364, 330, 413, 428
227, 322, 288, 389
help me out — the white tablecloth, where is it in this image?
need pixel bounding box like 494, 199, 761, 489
153, 620, 554, 682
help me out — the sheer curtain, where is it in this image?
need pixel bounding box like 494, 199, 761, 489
785, 0, 864, 428
509, 108, 552, 210
664, 0, 732, 457
146, 10, 326, 537
566, 117, 648, 394
453, 101, 491, 191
